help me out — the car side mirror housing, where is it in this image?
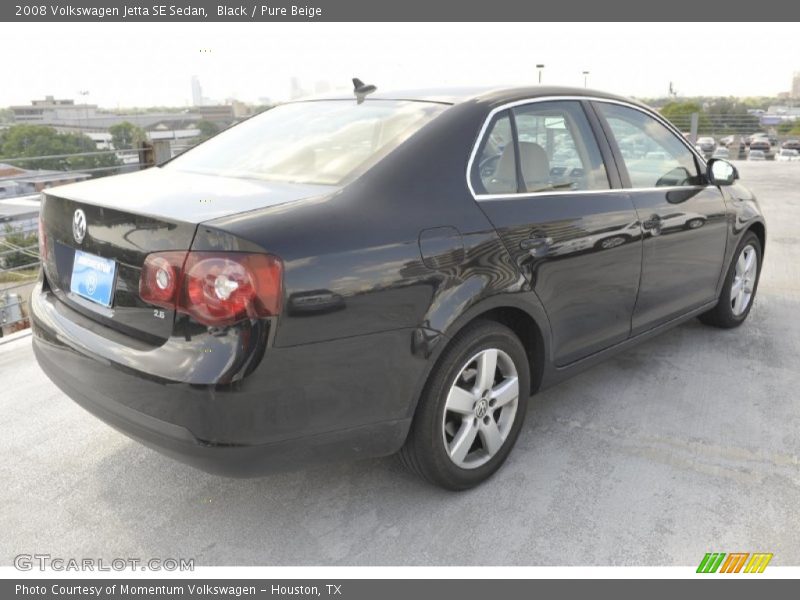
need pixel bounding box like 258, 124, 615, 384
707, 158, 738, 186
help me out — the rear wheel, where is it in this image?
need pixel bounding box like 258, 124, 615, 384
699, 231, 762, 328
400, 320, 530, 490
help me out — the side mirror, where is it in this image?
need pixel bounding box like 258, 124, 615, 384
707, 158, 738, 186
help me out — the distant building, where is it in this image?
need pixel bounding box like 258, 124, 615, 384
86, 132, 113, 150
195, 102, 253, 126
0, 163, 90, 199
191, 76, 204, 106
766, 105, 800, 118
194, 105, 234, 125
9, 97, 206, 134
793, 72, 800, 99
290, 77, 307, 100
9, 96, 203, 133
11, 96, 97, 124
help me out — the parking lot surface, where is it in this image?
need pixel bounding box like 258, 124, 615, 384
1, 161, 799, 566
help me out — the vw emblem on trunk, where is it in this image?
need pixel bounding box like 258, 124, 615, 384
72, 209, 87, 244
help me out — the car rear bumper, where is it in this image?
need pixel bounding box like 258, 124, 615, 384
30, 280, 415, 476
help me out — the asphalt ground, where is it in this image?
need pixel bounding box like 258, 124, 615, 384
1, 160, 798, 566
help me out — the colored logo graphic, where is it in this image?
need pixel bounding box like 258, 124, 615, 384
697, 552, 773, 573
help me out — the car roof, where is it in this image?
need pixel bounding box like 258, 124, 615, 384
295, 85, 646, 109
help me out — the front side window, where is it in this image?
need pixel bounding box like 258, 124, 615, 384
471, 101, 610, 195
596, 103, 703, 188
166, 100, 447, 186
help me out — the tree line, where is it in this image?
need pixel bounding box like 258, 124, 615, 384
0, 120, 221, 172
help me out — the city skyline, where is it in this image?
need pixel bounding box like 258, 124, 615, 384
1, 22, 798, 108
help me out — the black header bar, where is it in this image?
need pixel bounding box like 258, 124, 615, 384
2, 0, 799, 22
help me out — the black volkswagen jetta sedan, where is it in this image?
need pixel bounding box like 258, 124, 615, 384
32, 86, 766, 489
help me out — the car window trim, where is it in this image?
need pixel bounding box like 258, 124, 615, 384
581, 99, 624, 189
507, 109, 526, 194
467, 95, 710, 201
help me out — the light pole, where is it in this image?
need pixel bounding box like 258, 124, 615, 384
536, 64, 545, 84
582, 71, 590, 88
78, 90, 90, 132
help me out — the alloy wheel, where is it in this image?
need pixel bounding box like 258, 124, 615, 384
441, 348, 519, 469
731, 244, 758, 316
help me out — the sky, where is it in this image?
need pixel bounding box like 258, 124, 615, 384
1, 22, 798, 108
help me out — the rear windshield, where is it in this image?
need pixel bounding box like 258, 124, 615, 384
166, 100, 447, 185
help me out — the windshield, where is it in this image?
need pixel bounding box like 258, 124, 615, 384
166, 100, 448, 185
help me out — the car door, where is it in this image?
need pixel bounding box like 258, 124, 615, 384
472, 99, 643, 366
592, 101, 729, 334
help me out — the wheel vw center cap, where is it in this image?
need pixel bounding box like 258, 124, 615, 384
475, 399, 489, 418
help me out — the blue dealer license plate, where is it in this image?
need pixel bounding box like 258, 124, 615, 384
70, 250, 117, 307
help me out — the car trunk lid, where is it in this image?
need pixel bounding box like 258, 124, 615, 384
40, 168, 335, 343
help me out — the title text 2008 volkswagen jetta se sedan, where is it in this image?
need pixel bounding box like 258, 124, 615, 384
31, 86, 766, 489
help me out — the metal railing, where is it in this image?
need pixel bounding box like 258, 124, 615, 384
662, 113, 799, 144
0, 222, 40, 334
0, 140, 172, 336
0, 147, 154, 194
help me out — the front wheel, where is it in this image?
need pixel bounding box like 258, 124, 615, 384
400, 320, 530, 490
699, 231, 762, 328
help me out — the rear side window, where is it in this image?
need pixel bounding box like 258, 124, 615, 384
474, 112, 517, 195
471, 100, 610, 195
166, 100, 447, 186
512, 102, 609, 193
596, 103, 703, 188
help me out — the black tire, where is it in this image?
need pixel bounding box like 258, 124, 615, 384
699, 231, 762, 328
399, 320, 530, 490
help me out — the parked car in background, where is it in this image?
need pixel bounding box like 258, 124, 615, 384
30, 85, 767, 489
712, 147, 730, 160
719, 135, 746, 159
749, 149, 766, 161
746, 133, 770, 147
782, 139, 800, 152
751, 133, 777, 146
776, 149, 800, 162
720, 135, 739, 147
749, 138, 773, 159
696, 136, 716, 158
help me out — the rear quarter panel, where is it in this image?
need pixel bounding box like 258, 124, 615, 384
204, 100, 530, 349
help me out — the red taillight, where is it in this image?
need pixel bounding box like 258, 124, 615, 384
139, 251, 283, 326
139, 251, 187, 306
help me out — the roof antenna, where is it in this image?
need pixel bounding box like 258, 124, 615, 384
352, 78, 376, 104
